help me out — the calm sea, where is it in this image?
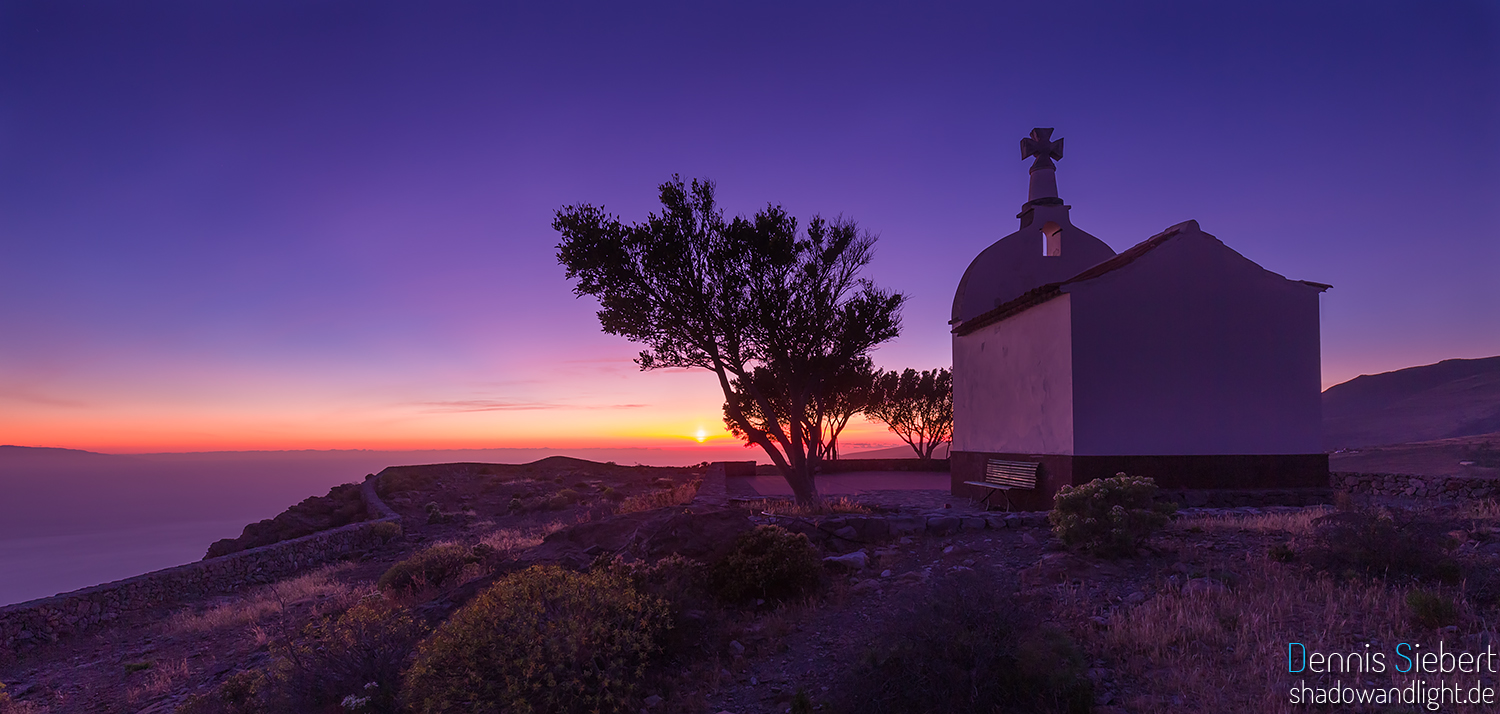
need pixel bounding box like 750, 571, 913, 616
0, 445, 759, 606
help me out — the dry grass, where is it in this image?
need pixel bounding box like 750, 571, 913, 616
1101, 561, 1419, 711
1173, 506, 1332, 535
1456, 499, 1500, 520
0, 685, 49, 713
478, 524, 561, 557
746, 496, 874, 517
1060, 555, 1491, 713
165, 563, 357, 635
125, 658, 190, 705
616, 480, 702, 514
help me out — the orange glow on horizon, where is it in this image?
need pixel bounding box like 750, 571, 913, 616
3, 413, 903, 456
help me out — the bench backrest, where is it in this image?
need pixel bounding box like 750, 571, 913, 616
984, 459, 1039, 489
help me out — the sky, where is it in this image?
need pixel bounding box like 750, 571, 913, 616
1, 1, 1496, 455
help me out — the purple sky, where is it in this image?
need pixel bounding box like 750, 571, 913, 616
2, 1, 1496, 453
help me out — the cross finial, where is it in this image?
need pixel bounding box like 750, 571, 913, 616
1020, 127, 1064, 171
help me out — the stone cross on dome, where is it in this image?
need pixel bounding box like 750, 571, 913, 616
1020, 127, 1065, 206
1020, 127, 1064, 170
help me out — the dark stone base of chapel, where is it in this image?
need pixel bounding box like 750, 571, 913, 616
950, 451, 1330, 511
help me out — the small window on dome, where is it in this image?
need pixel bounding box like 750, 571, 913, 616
1042, 222, 1062, 256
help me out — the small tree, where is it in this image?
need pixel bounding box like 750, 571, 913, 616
555, 176, 903, 503
864, 367, 953, 461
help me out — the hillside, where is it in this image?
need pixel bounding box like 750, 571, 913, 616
1322, 355, 1500, 449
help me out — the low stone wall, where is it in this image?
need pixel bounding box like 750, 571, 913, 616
820, 458, 949, 473
1157, 488, 1334, 508
761, 509, 1051, 549
1332, 471, 1500, 500
0, 475, 400, 652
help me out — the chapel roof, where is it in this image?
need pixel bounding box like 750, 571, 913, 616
951, 220, 1329, 336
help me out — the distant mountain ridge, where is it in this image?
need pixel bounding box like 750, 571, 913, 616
1323, 356, 1500, 449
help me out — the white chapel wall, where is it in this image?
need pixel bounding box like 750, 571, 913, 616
952, 293, 1075, 455
1066, 231, 1323, 456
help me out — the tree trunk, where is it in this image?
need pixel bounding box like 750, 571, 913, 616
780, 461, 820, 505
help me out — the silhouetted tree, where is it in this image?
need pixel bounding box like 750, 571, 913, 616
554, 176, 904, 503
865, 368, 953, 462
722, 356, 874, 463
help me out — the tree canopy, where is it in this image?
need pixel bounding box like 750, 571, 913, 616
864, 367, 953, 461
554, 176, 904, 502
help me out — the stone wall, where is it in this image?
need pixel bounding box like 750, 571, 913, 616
820, 458, 950, 473
1157, 488, 1334, 508
1332, 471, 1500, 500
761, 509, 1052, 551
0, 475, 400, 652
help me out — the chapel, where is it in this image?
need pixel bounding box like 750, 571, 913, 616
950, 129, 1330, 509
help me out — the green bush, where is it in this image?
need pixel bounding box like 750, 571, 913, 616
377, 543, 475, 593
709, 525, 822, 604
274, 596, 428, 712
371, 521, 402, 542
176, 670, 273, 714
548, 489, 582, 510
402, 565, 670, 714
832, 569, 1092, 713
1407, 589, 1459, 628
1049, 473, 1175, 557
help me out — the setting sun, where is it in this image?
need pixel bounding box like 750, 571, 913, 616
694, 427, 708, 443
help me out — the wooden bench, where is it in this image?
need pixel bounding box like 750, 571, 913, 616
962, 459, 1040, 511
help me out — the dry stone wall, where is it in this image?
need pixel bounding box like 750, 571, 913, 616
1332, 471, 1500, 500
761, 510, 1051, 551
0, 475, 400, 652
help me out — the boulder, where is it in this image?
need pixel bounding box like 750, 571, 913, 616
823, 552, 868, 572
926, 516, 961, 536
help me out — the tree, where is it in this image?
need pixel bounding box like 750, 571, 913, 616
554, 176, 904, 503
721, 356, 874, 463
864, 367, 953, 462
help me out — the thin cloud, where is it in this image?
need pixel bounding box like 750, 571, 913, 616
0, 388, 90, 409
417, 400, 561, 413
414, 400, 651, 413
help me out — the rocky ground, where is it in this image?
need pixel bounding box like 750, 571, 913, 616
5, 461, 1500, 714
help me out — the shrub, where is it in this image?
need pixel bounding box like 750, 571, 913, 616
606, 554, 714, 650
1268, 542, 1296, 562
274, 595, 427, 712
1049, 473, 1175, 557
548, 489, 582, 510
176, 670, 273, 714
1301, 509, 1460, 583
377, 543, 475, 593
402, 565, 671, 714
709, 525, 822, 604
0, 683, 45, 714
423, 502, 447, 525
371, 521, 402, 542
832, 569, 1092, 713
1407, 589, 1459, 628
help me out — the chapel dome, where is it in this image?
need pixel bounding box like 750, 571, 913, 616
951, 128, 1117, 324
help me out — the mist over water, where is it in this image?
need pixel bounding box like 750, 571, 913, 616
0, 444, 759, 606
